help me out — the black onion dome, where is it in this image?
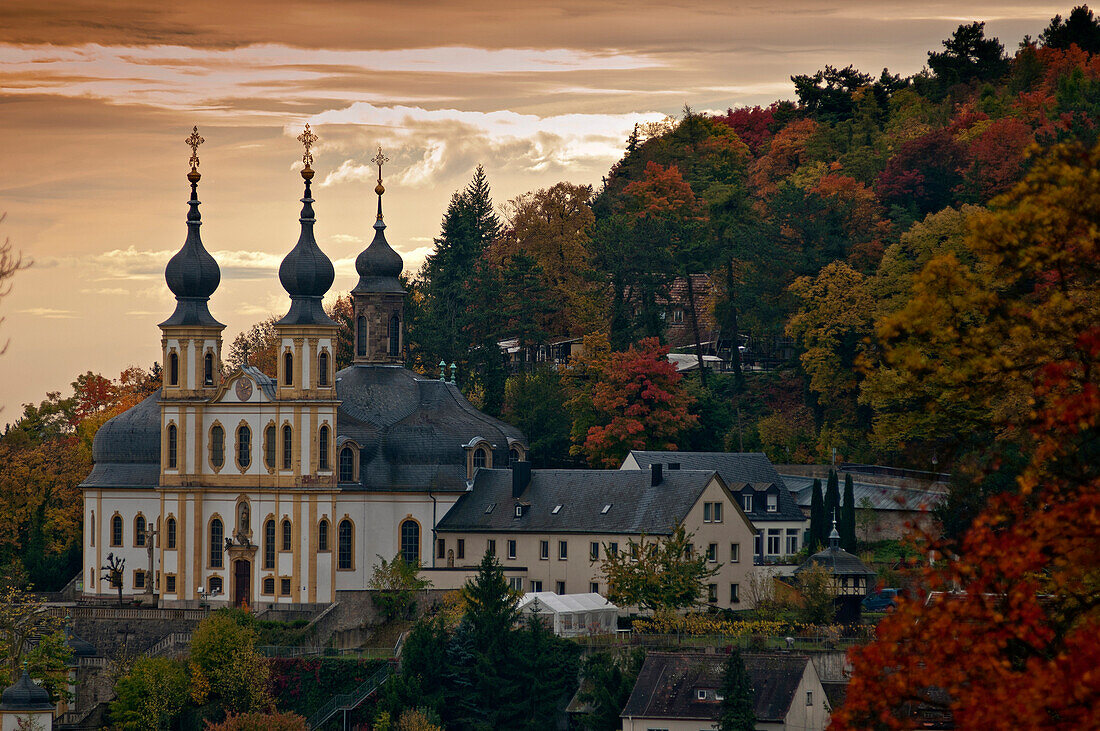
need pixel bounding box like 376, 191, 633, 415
353, 218, 405, 295
277, 176, 337, 326
83, 391, 161, 488
0, 670, 53, 711
161, 177, 223, 328
335, 365, 524, 492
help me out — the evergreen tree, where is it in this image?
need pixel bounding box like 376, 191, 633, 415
1040, 5, 1100, 53
462, 550, 519, 655
841, 472, 857, 551
440, 620, 485, 731
578, 649, 646, 731
824, 469, 840, 531
808, 478, 825, 551
717, 648, 755, 731
512, 614, 581, 730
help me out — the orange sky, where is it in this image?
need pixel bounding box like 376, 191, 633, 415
0, 0, 1059, 416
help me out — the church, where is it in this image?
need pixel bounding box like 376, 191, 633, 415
80, 127, 527, 608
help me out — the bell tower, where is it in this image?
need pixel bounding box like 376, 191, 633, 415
351, 147, 405, 365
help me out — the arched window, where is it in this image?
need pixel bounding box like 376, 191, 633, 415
168, 352, 179, 386
211, 424, 225, 468
167, 425, 178, 469
473, 447, 488, 469
318, 519, 329, 551
399, 520, 420, 565
284, 351, 294, 386
338, 519, 353, 570
210, 518, 223, 568
282, 425, 293, 470
318, 351, 329, 386
356, 316, 367, 357
237, 425, 251, 469
281, 519, 292, 551
264, 425, 276, 469
509, 446, 520, 465
204, 352, 214, 386
237, 502, 250, 536
263, 520, 276, 569
166, 517, 177, 549
135, 515, 146, 547
339, 447, 354, 482
90, 511, 95, 547
318, 426, 330, 470
388, 313, 400, 356
111, 515, 123, 546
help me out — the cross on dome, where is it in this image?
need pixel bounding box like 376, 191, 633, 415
297, 124, 318, 170
186, 125, 204, 172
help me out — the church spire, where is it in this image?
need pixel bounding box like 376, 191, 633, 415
277, 124, 337, 327
161, 126, 222, 328
353, 146, 404, 294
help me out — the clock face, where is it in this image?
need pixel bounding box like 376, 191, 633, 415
235, 378, 253, 401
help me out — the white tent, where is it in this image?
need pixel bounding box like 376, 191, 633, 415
516, 592, 619, 637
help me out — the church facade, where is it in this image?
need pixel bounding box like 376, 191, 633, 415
81, 130, 526, 608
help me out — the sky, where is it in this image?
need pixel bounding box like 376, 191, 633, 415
0, 0, 1065, 417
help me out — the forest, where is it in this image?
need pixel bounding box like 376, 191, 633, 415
2, 7, 1098, 604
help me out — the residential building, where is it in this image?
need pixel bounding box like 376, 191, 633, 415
620, 651, 830, 731
622, 452, 807, 563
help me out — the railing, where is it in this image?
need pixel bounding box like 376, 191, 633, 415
306, 663, 393, 729
47, 606, 210, 621
573, 632, 871, 652
146, 632, 192, 657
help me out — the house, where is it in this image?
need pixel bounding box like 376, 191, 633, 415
517, 592, 619, 637
435, 464, 757, 609
622, 452, 808, 564
620, 651, 830, 731
784, 473, 944, 541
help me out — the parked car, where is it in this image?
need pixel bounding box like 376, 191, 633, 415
862, 588, 899, 611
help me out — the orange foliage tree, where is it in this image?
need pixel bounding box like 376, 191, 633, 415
832, 141, 1100, 729
566, 335, 697, 468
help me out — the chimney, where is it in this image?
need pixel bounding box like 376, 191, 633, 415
512, 461, 532, 498
651, 463, 663, 486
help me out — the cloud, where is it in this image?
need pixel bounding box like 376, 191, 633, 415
18, 308, 77, 319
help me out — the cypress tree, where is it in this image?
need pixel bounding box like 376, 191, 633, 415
809, 478, 825, 551
824, 469, 840, 531
841, 472, 858, 551
717, 648, 755, 731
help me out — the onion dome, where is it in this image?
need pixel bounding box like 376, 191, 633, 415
161, 126, 223, 328
353, 147, 405, 295
277, 125, 337, 327
0, 670, 53, 712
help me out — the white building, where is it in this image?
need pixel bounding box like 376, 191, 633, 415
81, 138, 525, 608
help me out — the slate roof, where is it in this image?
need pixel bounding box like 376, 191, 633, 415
620, 651, 811, 723
0, 670, 53, 711
436, 468, 721, 534
83, 391, 162, 488
796, 546, 876, 579
626, 452, 805, 522
784, 474, 945, 513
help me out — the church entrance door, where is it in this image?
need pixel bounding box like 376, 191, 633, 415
233, 559, 251, 609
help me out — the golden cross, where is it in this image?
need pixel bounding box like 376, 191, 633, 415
371, 145, 389, 183
185, 126, 204, 171
297, 124, 318, 169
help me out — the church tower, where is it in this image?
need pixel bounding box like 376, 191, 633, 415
351, 147, 405, 364
159, 127, 225, 400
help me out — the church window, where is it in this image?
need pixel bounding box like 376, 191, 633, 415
169, 352, 179, 386
281, 520, 292, 551
264, 425, 276, 469
211, 425, 225, 468
473, 447, 487, 469
318, 426, 330, 470
165, 574, 177, 593
167, 425, 178, 469
210, 518, 224, 568
134, 570, 145, 589
400, 520, 420, 565
209, 576, 223, 595
318, 519, 329, 551
284, 351, 294, 386
90, 512, 95, 547
204, 352, 214, 386
263, 577, 275, 595
264, 520, 275, 569
388, 313, 400, 357
111, 515, 123, 547
282, 426, 293, 470
318, 351, 329, 386
135, 515, 146, 547
509, 446, 520, 465
166, 517, 177, 549
280, 578, 291, 596
339, 447, 354, 482
237, 426, 251, 469
338, 520, 353, 570
356, 316, 367, 357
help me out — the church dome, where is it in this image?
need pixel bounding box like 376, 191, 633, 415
0, 670, 53, 711
160, 167, 223, 328
276, 171, 338, 327
353, 225, 404, 291
84, 391, 161, 488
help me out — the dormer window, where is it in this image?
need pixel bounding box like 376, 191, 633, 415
601, 504, 612, 514
484, 503, 495, 514
743, 494, 753, 512
552, 505, 562, 515
767, 493, 778, 512
473, 447, 488, 469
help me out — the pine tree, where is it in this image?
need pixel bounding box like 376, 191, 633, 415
841, 472, 857, 551
809, 478, 825, 551
717, 648, 755, 731
462, 550, 519, 654
824, 469, 840, 531
441, 620, 484, 731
